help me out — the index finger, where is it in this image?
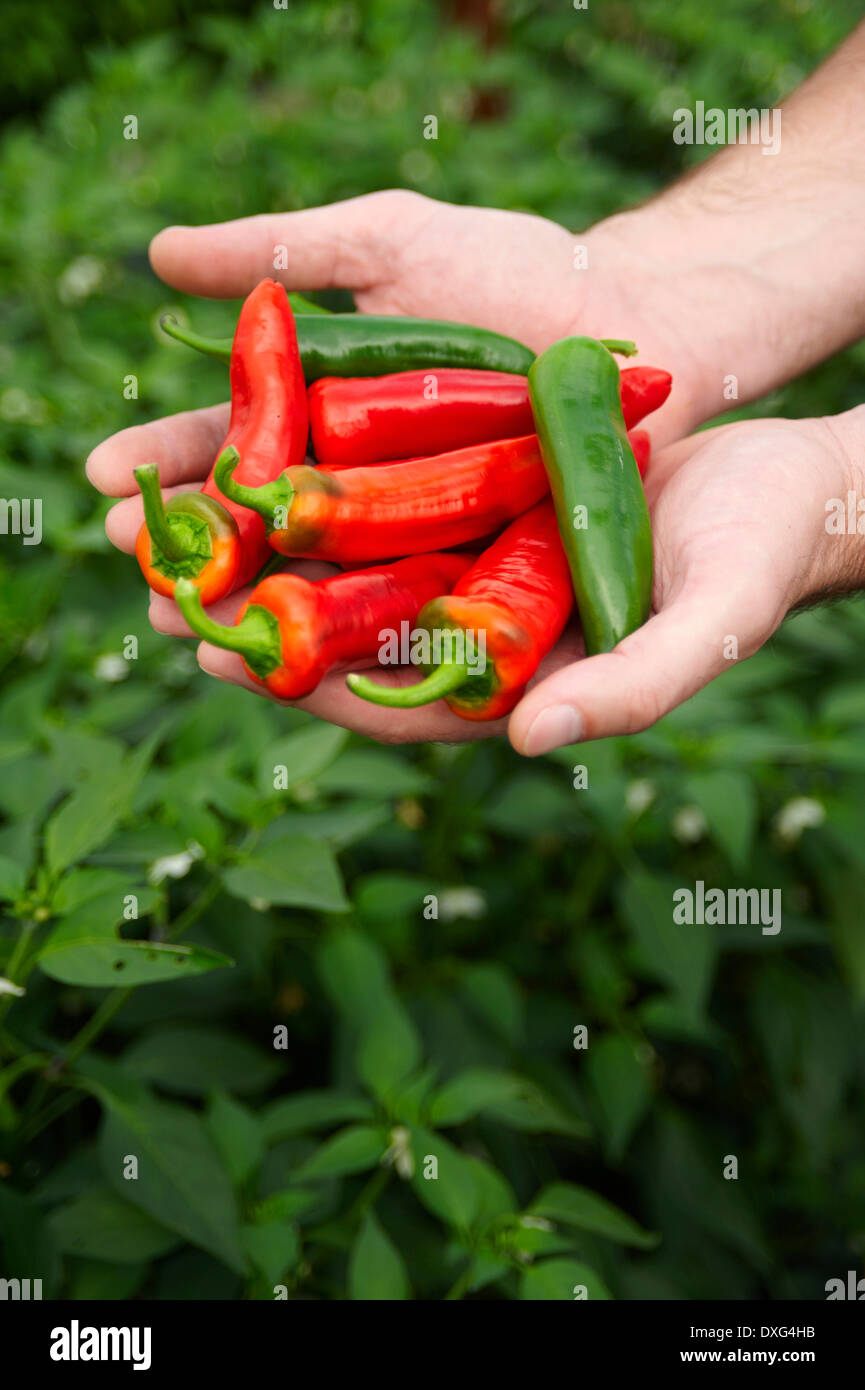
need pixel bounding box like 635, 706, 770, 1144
86, 402, 230, 497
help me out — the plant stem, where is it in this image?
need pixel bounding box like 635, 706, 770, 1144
0, 920, 37, 1031
443, 1261, 477, 1301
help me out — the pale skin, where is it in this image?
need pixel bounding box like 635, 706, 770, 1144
87, 23, 865, 754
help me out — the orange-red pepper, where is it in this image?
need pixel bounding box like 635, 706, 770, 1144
346, 500, 573, 721
135, 279, 308, 605
174, 552, 472, 699
213, 434, 550, 563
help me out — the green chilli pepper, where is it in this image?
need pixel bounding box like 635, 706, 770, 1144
527, 336, 653, 655
160, 310, 535, 380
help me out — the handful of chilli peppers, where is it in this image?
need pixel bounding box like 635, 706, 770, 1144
137, 279, 669, 721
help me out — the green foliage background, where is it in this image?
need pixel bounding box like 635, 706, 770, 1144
1, 0, 864, 1301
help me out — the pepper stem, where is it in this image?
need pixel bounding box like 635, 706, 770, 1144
174, 579, 282, 677
135, 463, 192, 561
159, 314, 232, 362
213, 446, 295, 531
346, 662, 470, 709
600, 338, 638, 357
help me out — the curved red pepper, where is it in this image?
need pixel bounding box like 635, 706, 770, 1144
307, 365, 671, 468
135, 279, 308, 605
346, 500, 574, 721
174, 552, 472, 700
214, 434, 550, 564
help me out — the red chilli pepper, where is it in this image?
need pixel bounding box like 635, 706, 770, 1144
307, 365, 671, 468
322, 426, 652, 475
213, 434, 550, 563
629, 428, 651, 478
173, 553, 472, 700
135, 279, 308, 605
346, 500, 573, 721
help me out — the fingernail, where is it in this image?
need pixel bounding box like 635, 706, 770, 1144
523, 704, 583, 756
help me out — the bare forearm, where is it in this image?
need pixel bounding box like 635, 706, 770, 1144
586, 21, 865, 428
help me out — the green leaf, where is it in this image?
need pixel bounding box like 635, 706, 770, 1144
519, 1258, 612, 1300
294, 1125, 387, 1181
44, 732, 161, 875
121, 1026, 281, 1097
206, 1092, 265, 1186
618, 867, 717, 1024
429, 1068, 535, 1127
242, 1219, 300, 1284
258, 723, 348, 794
98, 1091, 246, 1274
482, 1085, 590, 1138
317, 927, 392, 1023
261, 1091, 374, 1142
459, 963, 525, 1046
0, 854, 25, 902
317, 927, 422, 1095
529, 1182, 659, 1249
46, 1186, 180, 1263
408, 1126, 479, 1230
357, 998, 423, 1099
222, 835, 348, 912
348, 1213, 410, 1300
37, 895, 233, 987
67, 1259, 148, 1301
250, 1189, 321, 1225
315, 749, 433, 797
684, 770, 757, 870
582, 1035, 653, 1160
0, 1185, 60, 1295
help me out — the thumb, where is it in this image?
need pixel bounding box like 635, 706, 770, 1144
149, 190, 429, 298
508, 583, 776, 756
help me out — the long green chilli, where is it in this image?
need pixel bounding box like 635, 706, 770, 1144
527, 336, 653, 655
160, 311, 536, 380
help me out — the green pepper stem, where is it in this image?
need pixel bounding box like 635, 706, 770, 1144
346, 662, 470, 709
599, 338, 638, 357
174, 579, 282, 675
135, 463, 191, 561
214, 446, 295, 530
159, 314, 232, 362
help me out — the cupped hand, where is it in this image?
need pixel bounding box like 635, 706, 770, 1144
87, 192, 862, 755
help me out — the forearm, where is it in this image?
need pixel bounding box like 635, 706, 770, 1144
585, 21, 865, 431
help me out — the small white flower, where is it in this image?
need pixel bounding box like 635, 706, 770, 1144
774, 796, 825, 846
438, 887, 486, 921
57, 255, 105, 305
381, 1125, 415, 1180
0, 978, 25, 998
625, 778, 656, 816
519, 1216, 554, 1232
147, 841, 204, 885
672, 805, 708, 844
94, 653, 129, 683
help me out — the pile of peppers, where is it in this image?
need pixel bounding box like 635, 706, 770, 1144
138, 279, 670, 721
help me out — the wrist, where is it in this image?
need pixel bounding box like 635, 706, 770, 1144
809, 405, 865, 596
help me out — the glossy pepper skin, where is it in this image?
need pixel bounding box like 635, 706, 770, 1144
174, 553, 472, 700
213, 434, 550, 564
346, 501, 573, 721
160, 311, 535, 380
307, 365, 671, 468
135, 279, 307, 605
528, 337, 654, 655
